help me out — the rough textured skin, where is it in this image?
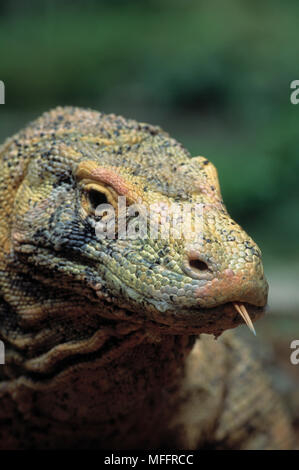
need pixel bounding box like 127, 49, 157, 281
0, 107, 293, 449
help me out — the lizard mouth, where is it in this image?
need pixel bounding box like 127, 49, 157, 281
146, 300, 266, 337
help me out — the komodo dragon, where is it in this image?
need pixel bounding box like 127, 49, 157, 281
0, 107, 293, 449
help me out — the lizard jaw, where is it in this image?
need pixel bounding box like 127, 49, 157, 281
143, 300, 266, 337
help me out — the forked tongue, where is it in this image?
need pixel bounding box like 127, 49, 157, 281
233, 302, 256, 336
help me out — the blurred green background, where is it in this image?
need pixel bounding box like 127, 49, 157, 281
0, 0, 298, 439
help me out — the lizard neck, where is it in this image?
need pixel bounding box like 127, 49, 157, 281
2, 330, 196, 448
59, 333, 195, 448
0, 262, 196, 447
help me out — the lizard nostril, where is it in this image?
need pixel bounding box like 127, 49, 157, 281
189, 259, 209, 272
182, 252, 214, 280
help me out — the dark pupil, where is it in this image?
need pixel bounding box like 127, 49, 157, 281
88, 189, 108, 210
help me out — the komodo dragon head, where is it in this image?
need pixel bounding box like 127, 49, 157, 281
0, 107, 268, 345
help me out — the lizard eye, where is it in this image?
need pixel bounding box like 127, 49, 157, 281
88, 189, 108, 211
81, 184, 114, 217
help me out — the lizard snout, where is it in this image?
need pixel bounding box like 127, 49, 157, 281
181, 245, 268, 309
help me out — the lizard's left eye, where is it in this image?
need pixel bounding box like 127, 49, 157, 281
88, 189, 108, 211
82, 183, 117, 217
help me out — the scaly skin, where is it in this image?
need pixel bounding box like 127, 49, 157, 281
0, 107, 292, 449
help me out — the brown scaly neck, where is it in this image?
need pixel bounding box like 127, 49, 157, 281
0, 325, 196, 448
59, 333, 196, 448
